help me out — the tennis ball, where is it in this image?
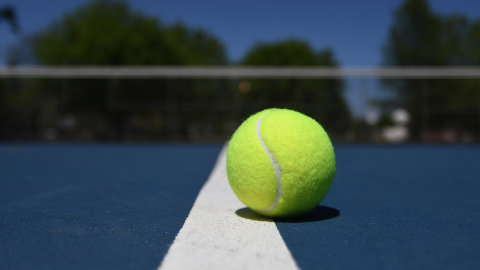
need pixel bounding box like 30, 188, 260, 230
226, 108, 336, 218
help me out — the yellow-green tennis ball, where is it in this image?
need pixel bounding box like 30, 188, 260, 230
226, 108, 335, 218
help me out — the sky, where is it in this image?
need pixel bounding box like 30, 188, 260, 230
1, 0, 480, 66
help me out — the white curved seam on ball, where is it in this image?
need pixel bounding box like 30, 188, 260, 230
256, 109, 283, 213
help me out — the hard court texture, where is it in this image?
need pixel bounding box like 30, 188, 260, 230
0, 144, 222, 270
1, 144, 479, 270
276, 145, 480, 270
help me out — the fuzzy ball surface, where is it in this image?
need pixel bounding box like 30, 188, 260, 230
226, 108, 336, 218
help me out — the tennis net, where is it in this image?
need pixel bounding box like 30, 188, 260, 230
1, 66, 479, 143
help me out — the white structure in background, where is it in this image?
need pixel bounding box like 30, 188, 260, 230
382, 108, 410, 143
57, 114, 77, 130
391, 108, 410, 125
365, 107, 380, 126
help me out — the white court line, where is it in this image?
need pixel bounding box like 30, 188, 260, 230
158, 145, 299, 270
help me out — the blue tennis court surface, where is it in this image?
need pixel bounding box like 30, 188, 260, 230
277, 146, 480, 270
0, 144, 222, 270
1, 144, 479, 269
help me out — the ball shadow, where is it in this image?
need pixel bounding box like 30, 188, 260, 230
235, 208, 273, 222
235, 205, 340, 223
274, 205, 340, 223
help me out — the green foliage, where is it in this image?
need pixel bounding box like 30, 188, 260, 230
382, 0, 480, 137
4, 0, 229, 141
242, 40, 326, 66
239, 40, 351, 137
383, 0, 442, 66
384, 0, 480, 66
3, 1, 353, 141
35, 1, 171, 65
33, 0, 227, 65
168, 23, 228, 65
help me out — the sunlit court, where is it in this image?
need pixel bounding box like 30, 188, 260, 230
1, 1, 480, 270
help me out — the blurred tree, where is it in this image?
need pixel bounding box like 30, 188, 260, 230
0, 5, 20, 139
382, 0, 480, 140
168, 23, 228, 66
383, 0, 443, 66
240, 40, 351, 138
33, 1, 227, 66
0, 6, 19, 33
6, 0, 228, 141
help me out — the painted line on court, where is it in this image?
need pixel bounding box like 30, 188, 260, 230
158, 145, 299, 270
